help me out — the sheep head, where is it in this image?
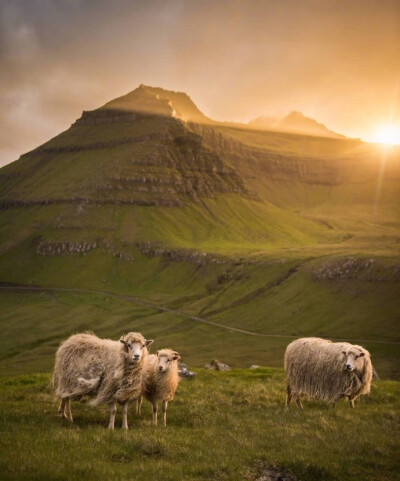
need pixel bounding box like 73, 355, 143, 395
341, 346, 369, 373
156, 348, 180, 372
120, 332, 153, 364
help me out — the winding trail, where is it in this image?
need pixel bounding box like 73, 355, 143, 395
0, 285, 399, 346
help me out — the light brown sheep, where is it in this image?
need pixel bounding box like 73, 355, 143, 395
53, 332, 153, 429
137, 348, 180, 426
284, 337, 372, 409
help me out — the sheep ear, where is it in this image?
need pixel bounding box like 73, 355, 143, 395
172, 355, 181, 361
145, 339, 154, 347
120, 338, 128, 352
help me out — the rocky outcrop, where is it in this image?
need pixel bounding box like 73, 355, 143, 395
34, 238, 134, 262
135, 242, 228, 265
35, 239, 97, 256
32, 237, 228, 265
311, 257, 400, 282
75, 109, 140, 125
35, 132, 173, 154
255, 466, 298, 481
178, 362, 196, 379
0, 197, 182, 209
204, 359, 231, 371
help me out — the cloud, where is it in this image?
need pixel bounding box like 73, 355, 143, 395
0, 0, 399, 166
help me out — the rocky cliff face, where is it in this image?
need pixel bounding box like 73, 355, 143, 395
0, 108, 251, 209
189, 123, 400, 189
189, 123, 349, 186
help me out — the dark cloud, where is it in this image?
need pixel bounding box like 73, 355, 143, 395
1, 0, 399, 166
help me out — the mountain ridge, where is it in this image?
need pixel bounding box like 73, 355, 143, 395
248, 110, 345, 139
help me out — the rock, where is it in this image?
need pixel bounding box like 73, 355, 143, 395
204, 359, 231, 371
178, 362, 196, 379
310, 257, 400, 282
255, 467, 298, 481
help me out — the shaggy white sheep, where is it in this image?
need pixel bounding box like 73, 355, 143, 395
284, 337, 373, 409
53, 332, 153, 429
137, 348, 180, 426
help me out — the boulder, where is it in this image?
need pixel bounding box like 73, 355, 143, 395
204, 359, 231, 371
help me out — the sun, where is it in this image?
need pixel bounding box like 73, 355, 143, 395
372, 125, 400, 145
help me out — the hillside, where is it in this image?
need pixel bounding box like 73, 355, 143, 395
248, 111, 345, 139
0, 85, 342, 255
0, 85, 399, 380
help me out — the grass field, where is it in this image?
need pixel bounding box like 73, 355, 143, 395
0, 269, 399, 379
0, 90, 399, 479
1, 370, 399, 481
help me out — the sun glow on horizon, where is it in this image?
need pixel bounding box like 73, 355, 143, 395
371, 125, 400, 146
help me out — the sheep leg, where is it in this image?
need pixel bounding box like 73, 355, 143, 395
65, 398, 73, 422
122, 402, 128, 429
285, 385, 292, 409
162, 400, 168, 427
152, 400, 158, 426
108, 401, 117, 430
136, 396, 142, 416
349, 399, 355, 408
295, 396, 303, 411
58, 399, 66, 418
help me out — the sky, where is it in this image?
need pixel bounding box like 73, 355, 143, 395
1, 0, 399, 167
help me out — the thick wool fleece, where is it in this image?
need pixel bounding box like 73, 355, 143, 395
284, 337, 372, 403
53, 332, 148, 406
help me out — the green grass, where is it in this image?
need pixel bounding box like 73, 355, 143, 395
0, 370, 399, 481
0, 275, 399, 379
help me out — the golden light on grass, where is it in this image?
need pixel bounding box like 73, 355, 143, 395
372, 125, 400, 145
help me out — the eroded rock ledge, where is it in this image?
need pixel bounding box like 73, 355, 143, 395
33, 238, 228, 265
310, 257, 400, 282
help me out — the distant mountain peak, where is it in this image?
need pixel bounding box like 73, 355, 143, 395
102, 84, 211, 124
249, 111, 345, 139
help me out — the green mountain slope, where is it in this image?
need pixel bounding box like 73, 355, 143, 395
0, 85, 399, 379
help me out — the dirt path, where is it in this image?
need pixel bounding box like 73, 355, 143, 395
1, 285, 399, 346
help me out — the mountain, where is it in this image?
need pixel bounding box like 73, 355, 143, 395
102, 84, 212, 124
1, 83, 399, 256
0, 85, 341, 253
248, 111, 345, 138
0, 85, 399, 378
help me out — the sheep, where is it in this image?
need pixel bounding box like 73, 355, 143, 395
137, 348, 180, 426
284, 337, 372, 409
53, 332, 153, 429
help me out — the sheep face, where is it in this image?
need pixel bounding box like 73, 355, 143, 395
156, 349, 180, 373
120, 333, 153, 364
342, 349, 365, 372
